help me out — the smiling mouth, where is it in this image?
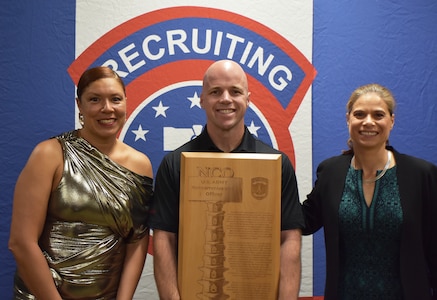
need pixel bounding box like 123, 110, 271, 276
99, 119, 116, 124
360, 131, 377, 136
217, 109, 234, 114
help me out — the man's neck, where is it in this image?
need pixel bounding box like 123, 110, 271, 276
206, 125, 245, 153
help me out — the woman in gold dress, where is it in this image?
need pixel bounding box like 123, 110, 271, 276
9, 66, 153, 299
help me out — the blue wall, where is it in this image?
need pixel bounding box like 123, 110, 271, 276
0, 1, 75, 296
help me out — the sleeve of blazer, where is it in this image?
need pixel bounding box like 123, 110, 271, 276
401, 153, 437, 299
301, 154, 351, 236
301, 155, 344, 234
301, 161, 326, 235
423, 162, 437, 299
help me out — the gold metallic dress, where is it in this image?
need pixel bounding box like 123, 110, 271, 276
13, 130, 153, 300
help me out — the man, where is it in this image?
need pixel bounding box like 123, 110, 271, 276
149, 59, 304, 299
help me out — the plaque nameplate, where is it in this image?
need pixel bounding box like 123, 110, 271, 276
178, 152, 281, 300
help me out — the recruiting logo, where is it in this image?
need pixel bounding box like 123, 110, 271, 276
68, 6, 316, 173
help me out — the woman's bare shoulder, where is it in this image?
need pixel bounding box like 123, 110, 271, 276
28, 138, 63, 163
119, 142, 153, 177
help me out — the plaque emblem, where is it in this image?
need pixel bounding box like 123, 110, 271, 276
251, 177, 269, 200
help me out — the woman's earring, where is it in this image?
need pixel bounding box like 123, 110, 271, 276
79, 113, 84, 127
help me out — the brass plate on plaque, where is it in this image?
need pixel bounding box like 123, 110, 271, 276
178, 152, 281, 300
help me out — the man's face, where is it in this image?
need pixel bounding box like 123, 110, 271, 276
200, 61, 250, 133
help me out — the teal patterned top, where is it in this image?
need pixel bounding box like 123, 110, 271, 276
338, 166, 403, 300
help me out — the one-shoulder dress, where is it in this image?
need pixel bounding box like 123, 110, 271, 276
13, 130, 153, 300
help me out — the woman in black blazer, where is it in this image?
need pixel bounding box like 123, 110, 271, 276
302, 83, 437, 300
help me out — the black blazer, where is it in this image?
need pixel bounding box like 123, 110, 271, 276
302, 146, 437, 300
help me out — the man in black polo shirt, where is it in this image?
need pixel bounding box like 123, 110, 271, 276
149, 59, 304, 300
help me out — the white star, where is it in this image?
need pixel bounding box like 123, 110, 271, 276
247, 121, 261, 137
152, 101, 169, 118
132, 125, 149, 142
187, 92, 201, 108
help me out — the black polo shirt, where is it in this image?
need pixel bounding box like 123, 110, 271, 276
149, 126, 304, 233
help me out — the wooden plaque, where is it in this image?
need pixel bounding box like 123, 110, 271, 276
178, 152, 281, 300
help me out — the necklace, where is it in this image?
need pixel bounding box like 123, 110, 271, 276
352, 150, 392, 183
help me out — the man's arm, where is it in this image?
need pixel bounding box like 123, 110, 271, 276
153, 229, 180, 300
279, 228, 302, 300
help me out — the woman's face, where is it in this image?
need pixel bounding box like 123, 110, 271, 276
346, 92, 394, 151
76, 77, 126, 139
